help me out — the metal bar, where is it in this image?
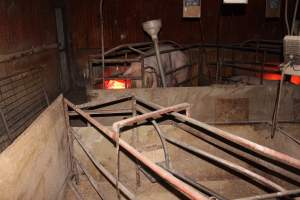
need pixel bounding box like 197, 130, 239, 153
77, 161, 106, 200
135, 97, 300, 170
65, 98, 208, 200
113, 103, 191, 130
271, 71, 286, 138
235, 188, 300, 200
164, 136, 285, 192
159, 164, 227, 200
77, 95, 132, 109
136, 107, 171, 168
64, 100, 80, 184
132, 97, 141, 187
68, 109, 132, 116
67, 181, 85, 200
0, 43, 58, 63
71, 128, 136, 200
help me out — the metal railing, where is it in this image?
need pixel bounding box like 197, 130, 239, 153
0, 67, 49, 152
65, 95, 300, 200
87, 40, 282, 88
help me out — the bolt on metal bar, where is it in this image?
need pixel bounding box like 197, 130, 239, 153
71, 128, 136, 200
235, 188, 300, 200
65, 98, 208, 200
135, 97, 300, 170
164, 136, 285, 192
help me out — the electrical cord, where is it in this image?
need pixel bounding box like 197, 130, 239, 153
285, 0, 291, 35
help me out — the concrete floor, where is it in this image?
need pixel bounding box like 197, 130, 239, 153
63, 123, 300, 199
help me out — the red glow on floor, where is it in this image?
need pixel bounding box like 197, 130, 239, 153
291, 76, 300, 85
104, 80, 131, 89
261, 73, 282, 81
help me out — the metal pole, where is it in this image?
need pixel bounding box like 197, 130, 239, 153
235, 188, 300, 200
164, 136, 285, 192
159, 165, 228, 200
153, 38, 167, 87
271, 70, 286, 138
132, 97, 141, 187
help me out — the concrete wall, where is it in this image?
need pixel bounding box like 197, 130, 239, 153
86, 85, 300, 124
0, 95, 70, 200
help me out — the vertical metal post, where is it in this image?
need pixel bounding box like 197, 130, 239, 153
141, 57, 146, 88
260, 51, 266, 85
131, 97, 141, 187
271, 71, 286, 138
153, 39, 167, 87
63, 100, 80, 184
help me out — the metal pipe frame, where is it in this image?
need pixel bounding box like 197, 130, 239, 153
65, 98, 208, 200
66, 95, 300, 199
88, 40, 282, 89
135, 97, 300, 170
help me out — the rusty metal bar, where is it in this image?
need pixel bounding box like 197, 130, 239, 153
131, 97, 141, 187
71, 128, 136, 200
176, 123, 300, 185
77, 95, 132, 109
158, 164, 227, 200
136, 107, 171, 168
64, 98, 208, 200
113, 103, 191, 130
64, 100, 80, 184
164, 136, 285, 192
68, 109, 132, 116
235, 188, 300, 200
135, 97, 300, 170
77, 161, 107, 200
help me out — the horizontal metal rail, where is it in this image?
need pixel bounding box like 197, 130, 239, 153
163, 136, 285, 192
113, 103, 191, 130
235, 188, 300, 200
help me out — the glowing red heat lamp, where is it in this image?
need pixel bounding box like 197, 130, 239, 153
290, 76, 300, 85
104, 80, 131, 89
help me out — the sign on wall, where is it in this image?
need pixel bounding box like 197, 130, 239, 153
183, 0, 201, 18
266, 0, 281, 18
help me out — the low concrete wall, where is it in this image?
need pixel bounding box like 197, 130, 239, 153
0, 95, 70, 200
87, 85, 300, 124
